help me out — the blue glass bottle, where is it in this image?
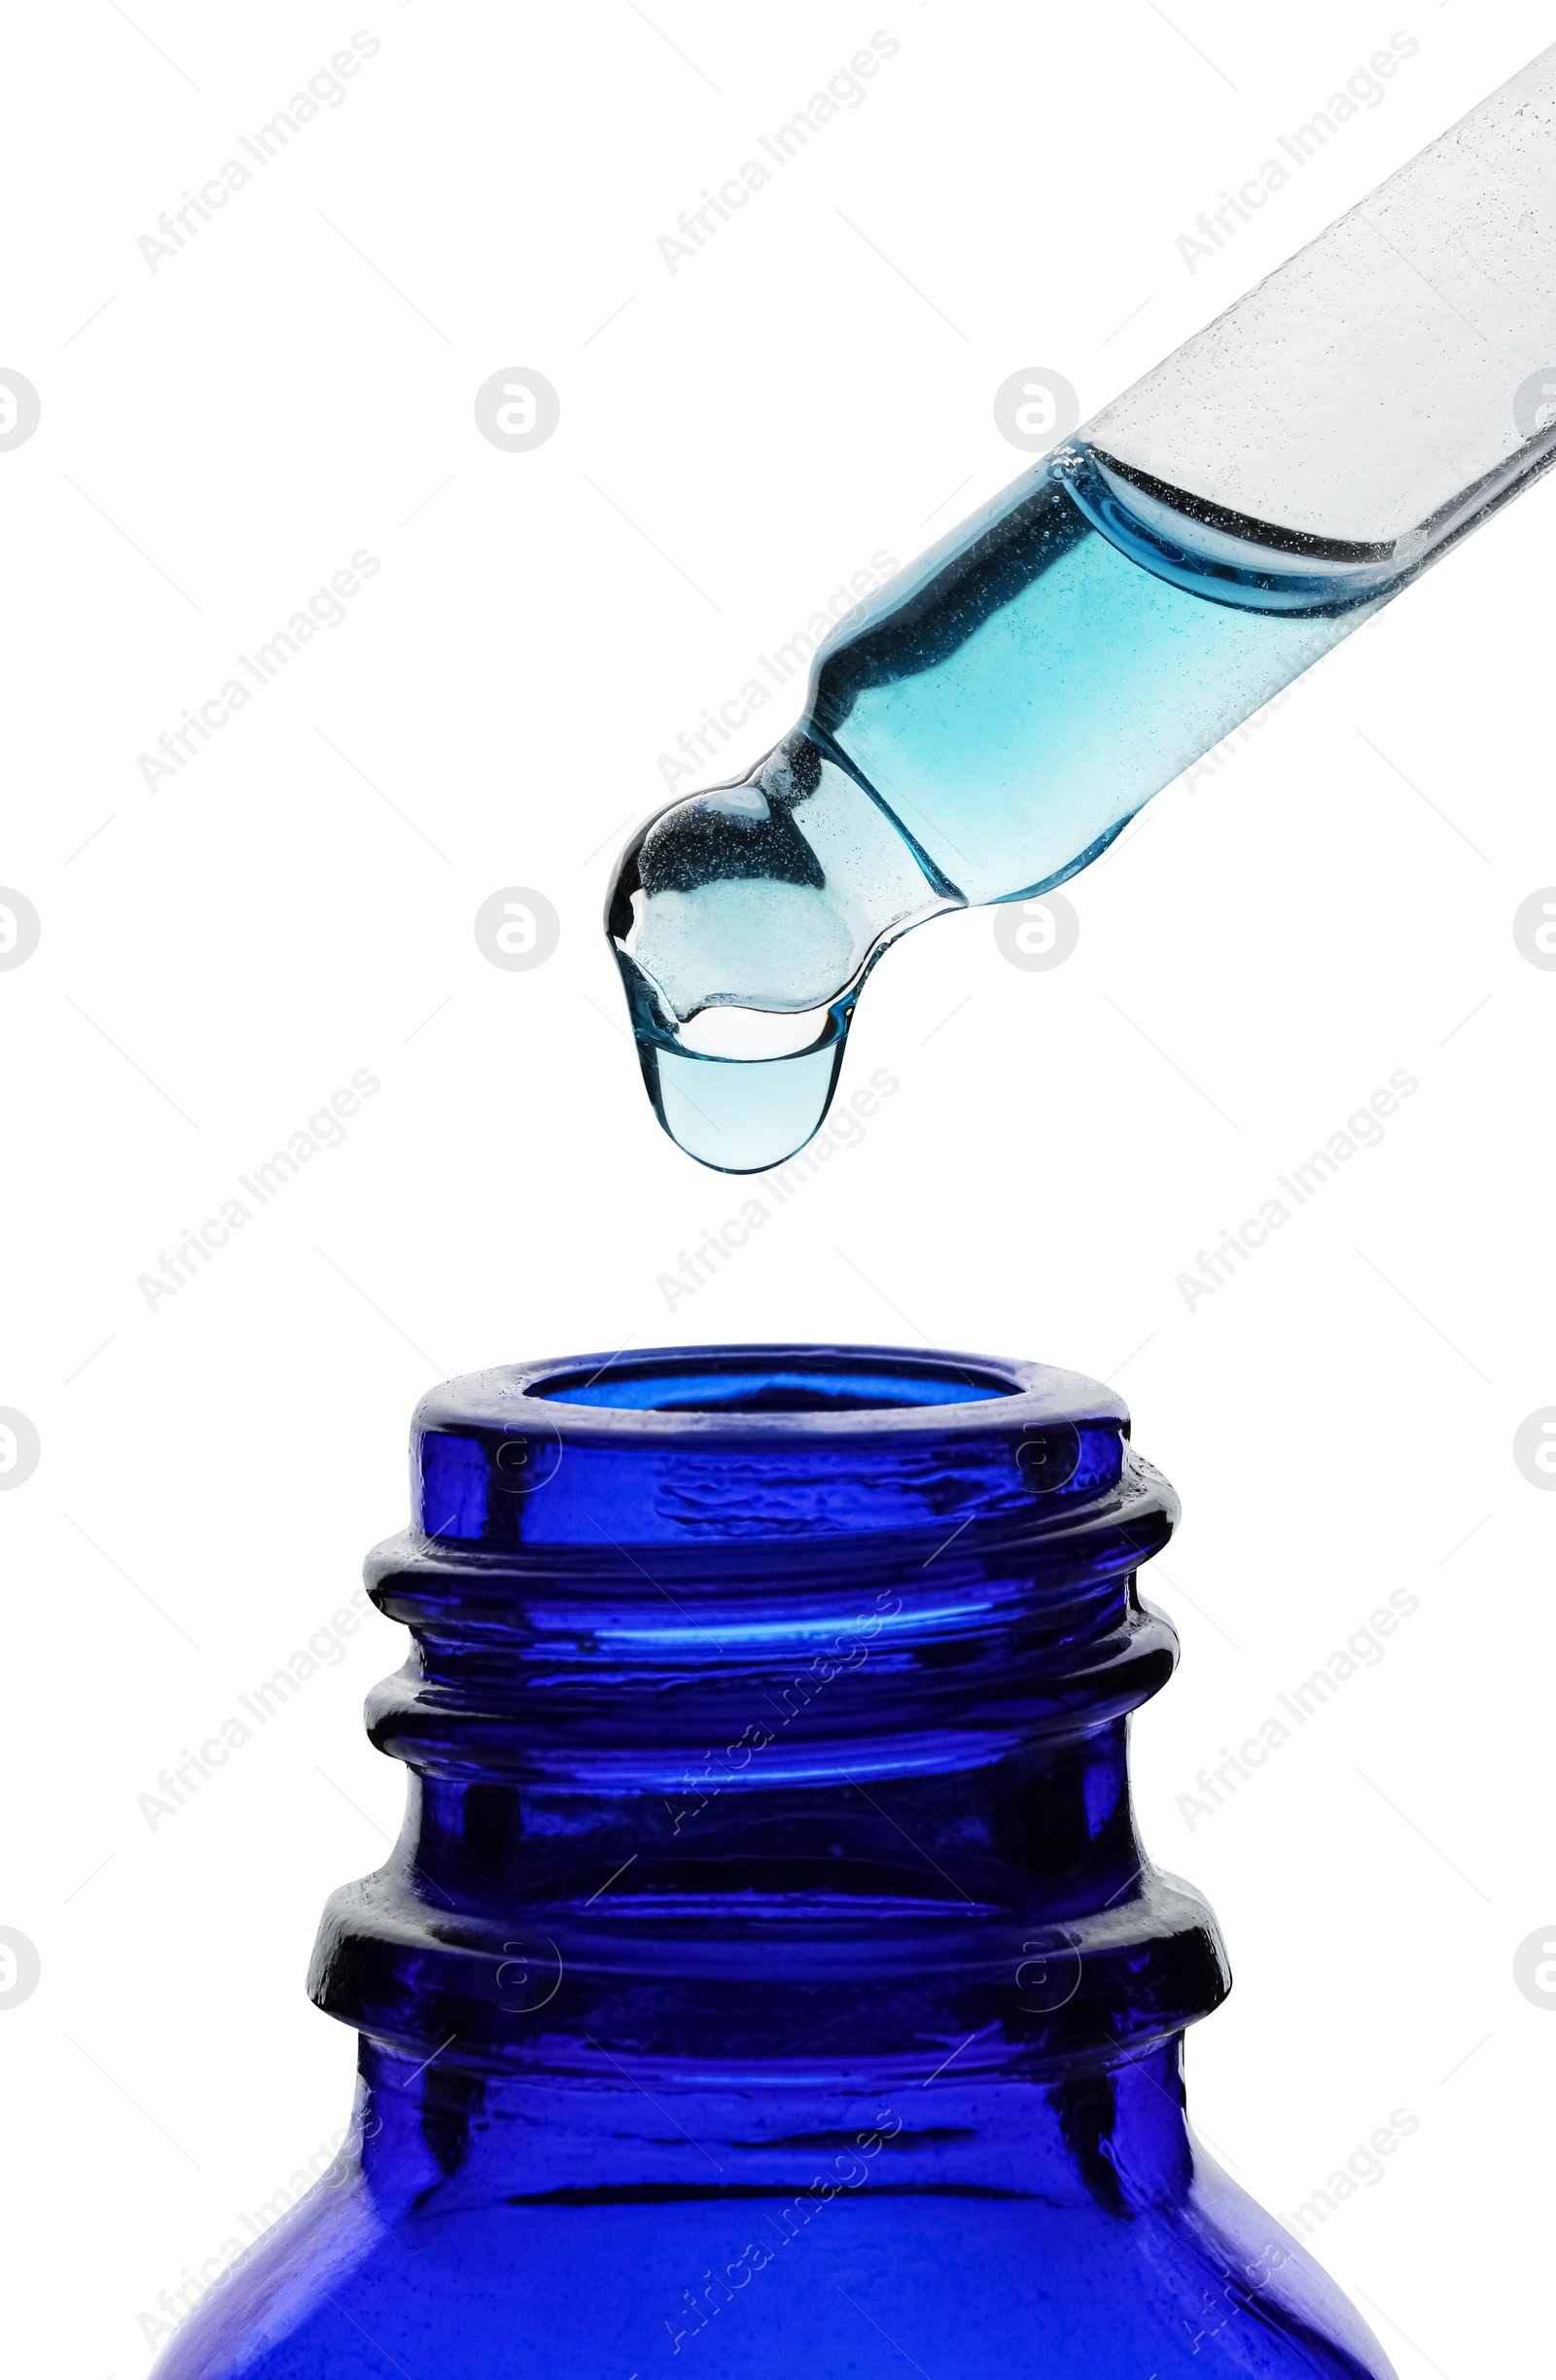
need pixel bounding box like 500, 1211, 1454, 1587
154, 1346, 1396, 2378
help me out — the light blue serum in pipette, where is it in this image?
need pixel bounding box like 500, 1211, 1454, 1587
605, 443, 1400, 1172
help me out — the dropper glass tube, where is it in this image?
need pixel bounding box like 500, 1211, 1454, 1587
607, 45, 1556, 1172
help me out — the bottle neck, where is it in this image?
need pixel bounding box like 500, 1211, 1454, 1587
396, 1714, 1144, 1917
306, 1347, 1229, 2089
311, 1574, 1224, 2088
351, 2032, 1196, 2210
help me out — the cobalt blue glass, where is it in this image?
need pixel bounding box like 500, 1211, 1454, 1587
154, 1345, 1396, 2377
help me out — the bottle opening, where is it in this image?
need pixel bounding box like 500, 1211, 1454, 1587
413, 1347, 1128, 1546
529, 1349, 1018, 1414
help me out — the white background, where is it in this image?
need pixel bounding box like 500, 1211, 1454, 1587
2, 3, 1552, 2372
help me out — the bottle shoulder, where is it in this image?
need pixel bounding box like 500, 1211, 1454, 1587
152, 2144, 1394, 2380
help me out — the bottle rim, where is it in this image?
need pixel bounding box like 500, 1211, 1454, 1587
416, 1341, 1128, 1444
